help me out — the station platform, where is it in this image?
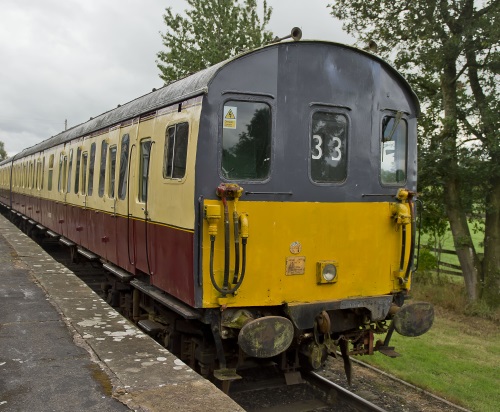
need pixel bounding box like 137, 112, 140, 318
0, 212, 243, 411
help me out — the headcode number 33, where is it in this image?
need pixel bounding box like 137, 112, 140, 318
311, 134, 342, 161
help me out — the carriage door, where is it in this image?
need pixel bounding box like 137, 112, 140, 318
138, 138, 152, 273
114, 133, 133, 270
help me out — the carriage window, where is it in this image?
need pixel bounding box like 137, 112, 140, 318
31, 162, 35, 188
29, 162, 33, 188
88, 143, 96, 196
310, 112, 348, 183
108, 146, 117, 198
140, 140, 152, 202
41, 157, 45, 190
58, 153, 67, 192
48, 154, 54, 191
36, 160, 41, 190
221, 101, 271, 180
381, 116, 407, 184
74, 147, 81, 194
81, 152, 88, 195
67, 149, 73, 193
118, 134, 130, 199
164, 123, 189, 179
98, 140, 108, 197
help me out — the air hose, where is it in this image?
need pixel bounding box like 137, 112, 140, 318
403, 196, 416, 283
207, 183, 247, 297
209, 233, 247, 297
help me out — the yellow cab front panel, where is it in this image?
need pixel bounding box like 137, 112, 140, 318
201, 198, 412, 307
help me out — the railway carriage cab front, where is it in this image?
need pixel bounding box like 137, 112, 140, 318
195, 41, 433, 374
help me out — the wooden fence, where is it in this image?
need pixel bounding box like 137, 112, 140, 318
422, 245, 463, 276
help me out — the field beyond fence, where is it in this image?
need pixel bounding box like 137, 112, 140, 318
421, 245, 463, 276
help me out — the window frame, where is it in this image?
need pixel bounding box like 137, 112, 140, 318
219, 97, 274, 183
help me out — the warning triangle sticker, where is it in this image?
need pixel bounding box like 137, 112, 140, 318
225, 109, 236, 119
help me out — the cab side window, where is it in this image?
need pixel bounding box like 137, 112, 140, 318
381, 115, 407, 184
221, 101, 271, 180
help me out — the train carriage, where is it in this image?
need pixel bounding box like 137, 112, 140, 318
0, 37, 433, 382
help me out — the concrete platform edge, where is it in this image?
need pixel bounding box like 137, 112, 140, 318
0, 213, 244, 412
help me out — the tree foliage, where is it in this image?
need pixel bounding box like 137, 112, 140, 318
329, 0, 500, 306
156, 0, 273, 83
0, 141, 7, 161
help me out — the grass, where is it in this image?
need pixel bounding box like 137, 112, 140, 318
364, 310, 500, 411
361, 271, 500, 411
362, 221, 500, 410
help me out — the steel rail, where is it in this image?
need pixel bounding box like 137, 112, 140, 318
304, 370, 388, 412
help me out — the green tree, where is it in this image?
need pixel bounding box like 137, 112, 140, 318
329, 1, 500, 306
156, 0, 273, 83
0, 141, 7, 161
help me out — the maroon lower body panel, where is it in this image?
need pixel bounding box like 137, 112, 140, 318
4, 194, 196, 307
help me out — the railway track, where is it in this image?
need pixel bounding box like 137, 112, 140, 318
228, 365, 386, 412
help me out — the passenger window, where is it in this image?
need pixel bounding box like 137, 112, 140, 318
30, 162, 35, 189
58, 153, 67, 192
118, 134, 130, 199
30, 162, 33, 189
221, 101, 271, 180
381, 115, 407, 184
41, 157, 45, 190
74, 147, 81, 194
139, 140, 152, 202
36, 160, 41, 190
164, 123, 188, 179
88, 143, 96, 196
108, 146, 117, 198
310, 112, 348, 183
98, 140, 108, 197
81, 152, 88, 195
48, 154, 54, 191
67, 149, 73, 193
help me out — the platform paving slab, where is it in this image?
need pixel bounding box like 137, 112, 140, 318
0, 213, 243, 412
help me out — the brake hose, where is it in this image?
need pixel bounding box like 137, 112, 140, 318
209, 234, 247, 297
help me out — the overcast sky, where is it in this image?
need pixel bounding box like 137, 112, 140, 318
0, 0, 354, 156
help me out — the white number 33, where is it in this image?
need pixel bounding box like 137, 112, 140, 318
312, 134, 342, 161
